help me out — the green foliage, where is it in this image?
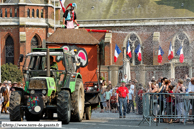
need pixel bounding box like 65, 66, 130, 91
1, 63, 23, 83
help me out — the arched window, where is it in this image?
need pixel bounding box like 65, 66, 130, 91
5, 36, 14, 64
36, 9, 39, 18
41, 9, 43, 18
126, 33, 141, 65
119, 71, 122, 83
5, 9, 7, 17
174, 32, 190, 58
27, 9, 30, 17
10, 8, 12, 17
31, 36, 39, 50
32, 9, 34, 17
15, 8, 17, 17
0, 9, 2, 17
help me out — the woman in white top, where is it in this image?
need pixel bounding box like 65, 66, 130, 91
149, 82, 159, 122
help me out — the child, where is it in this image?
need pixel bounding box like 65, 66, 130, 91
138, 87, 143, 115
110, 88, 117, 113
105, 87, 111, 112
166, 85, 175, 124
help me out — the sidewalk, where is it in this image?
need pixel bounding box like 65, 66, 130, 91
91, 110, 143, 120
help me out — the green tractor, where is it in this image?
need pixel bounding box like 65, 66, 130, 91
9, 48, 85, 124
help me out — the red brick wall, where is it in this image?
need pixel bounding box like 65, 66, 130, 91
48, 44, 98, 84
89, 32, 105, 41
0, 26, 19, 65
0, 4, 57, 68
0, 4, 57, 19
25, 27, 47, 52
90, 25, 194, 66
111, 33, 127, 66
0, 26, 49, 65
0, 5, 18, 18
25, 6, 46, 18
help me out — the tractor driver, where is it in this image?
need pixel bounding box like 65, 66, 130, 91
50, 56, 58, 70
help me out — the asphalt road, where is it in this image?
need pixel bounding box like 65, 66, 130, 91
0, 111, 194, 129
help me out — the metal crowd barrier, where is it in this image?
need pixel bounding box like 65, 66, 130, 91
139, 93, 194, 126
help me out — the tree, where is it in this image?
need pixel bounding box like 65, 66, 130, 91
1, 63, 23, 83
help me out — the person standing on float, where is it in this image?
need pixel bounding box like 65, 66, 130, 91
62, 3, 79, 29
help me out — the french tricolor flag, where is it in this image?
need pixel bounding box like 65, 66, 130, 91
176, 46, 184, 63
168, 42, 174, 60
126, 40, 132, 58
158, 46, 164, 63
134, 44, 142, 61
59, 0, 66, 13
114, 44, 121, 63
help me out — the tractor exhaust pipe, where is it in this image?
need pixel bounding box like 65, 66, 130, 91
47, 47, 50, 77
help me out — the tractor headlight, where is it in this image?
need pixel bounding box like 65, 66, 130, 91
30, 90, 35, 94
42, 90, 46, 94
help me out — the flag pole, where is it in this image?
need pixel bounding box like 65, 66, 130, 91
54, 0, 56, 31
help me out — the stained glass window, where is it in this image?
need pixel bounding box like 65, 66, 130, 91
6, 36, 14, 64
126, 33, 141, 65
174, 32, 190, 58
31, 36, 39, 50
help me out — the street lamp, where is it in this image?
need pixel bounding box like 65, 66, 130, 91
122, 46, 126, 78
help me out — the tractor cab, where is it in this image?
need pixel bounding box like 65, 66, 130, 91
22, 48, 75, 93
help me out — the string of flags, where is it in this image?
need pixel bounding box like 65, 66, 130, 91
114, 41, 184, 63
114, 41, 142, 63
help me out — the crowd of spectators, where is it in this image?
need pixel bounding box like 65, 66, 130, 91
99, 74, 141, 115
144, 74, 194, 123
99, 74, 194, 123
0, 80, 24, 114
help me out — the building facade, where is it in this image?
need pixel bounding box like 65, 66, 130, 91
64, 0, 194, 86
0, 0, 60, 66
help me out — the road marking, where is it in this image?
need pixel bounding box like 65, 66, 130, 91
99, 124, 139, 128
71, 122, 139, 128
73, 123, 97, 125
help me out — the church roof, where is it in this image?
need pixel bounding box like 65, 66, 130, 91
64, 0, 194, 20
5, 0, 45, 4
46, 28, 99, 45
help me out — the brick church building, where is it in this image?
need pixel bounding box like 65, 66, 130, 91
0, 0, 60, 65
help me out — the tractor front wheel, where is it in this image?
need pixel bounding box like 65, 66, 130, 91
9, 91, 23, 121
57, 90, 71, 124
71, 78, 85, 122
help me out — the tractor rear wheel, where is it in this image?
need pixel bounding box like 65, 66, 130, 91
9, 91, 23, 121
57, 90, 71, 124
71, 78, 85, 122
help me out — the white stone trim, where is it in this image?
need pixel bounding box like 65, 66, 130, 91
0, 17, 60, 27
0, 3, 60, 9
79, 21, 194, 27
0, 22, 18, 25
